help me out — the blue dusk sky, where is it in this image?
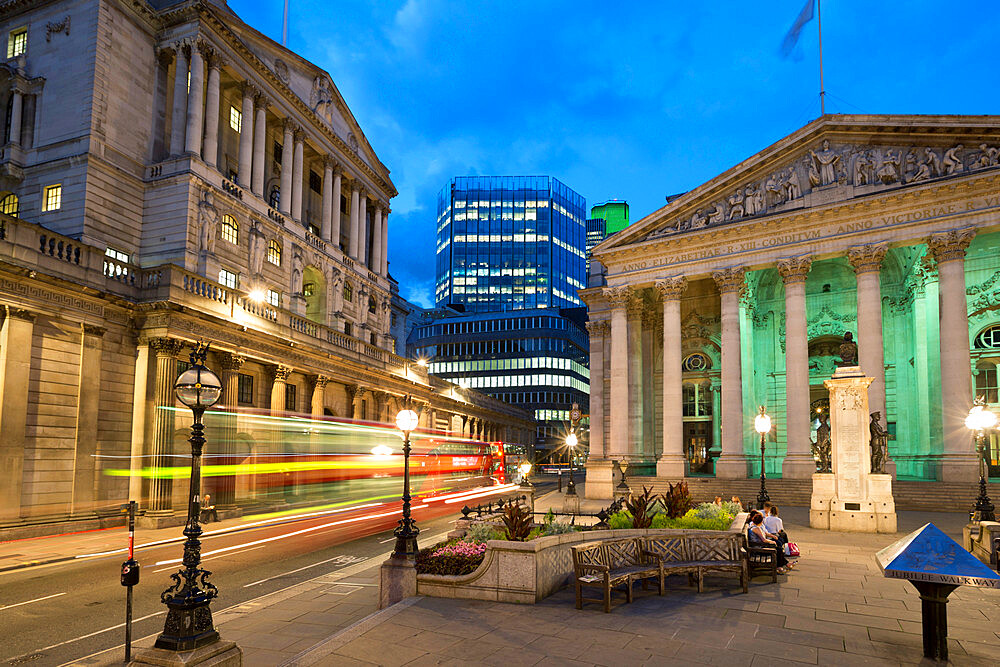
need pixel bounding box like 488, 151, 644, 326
228, 0, 1000, 308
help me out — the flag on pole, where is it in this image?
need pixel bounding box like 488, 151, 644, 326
780, 0, 816, 57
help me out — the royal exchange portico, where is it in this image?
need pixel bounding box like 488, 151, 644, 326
583, 115, 1000, 503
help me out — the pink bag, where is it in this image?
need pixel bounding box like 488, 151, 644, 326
784, 542, 800, 557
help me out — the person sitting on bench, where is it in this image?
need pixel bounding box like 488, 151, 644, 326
201, 493, 218, 522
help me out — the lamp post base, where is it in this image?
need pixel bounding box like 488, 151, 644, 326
154, 598, 220, 652
129, 639, 242, 666
378, 556, 417, 609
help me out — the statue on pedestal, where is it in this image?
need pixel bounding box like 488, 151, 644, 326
870, 411, 889, 474
836, 331, 858, 366
813, 415, 832, 473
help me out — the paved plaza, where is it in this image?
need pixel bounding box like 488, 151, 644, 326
55, 497, 1000, 666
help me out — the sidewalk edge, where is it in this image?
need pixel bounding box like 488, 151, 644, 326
280, 596, 424, 667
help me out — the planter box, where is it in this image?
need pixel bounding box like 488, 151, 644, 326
416, 513, 748, 603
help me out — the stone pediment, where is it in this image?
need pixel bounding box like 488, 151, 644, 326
598, 115, 1000, 252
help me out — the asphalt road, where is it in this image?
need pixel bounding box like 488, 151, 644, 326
0, 503, 462, 666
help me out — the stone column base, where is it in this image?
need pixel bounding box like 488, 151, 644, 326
130, 639, 242, 666
938, 455, 980, 483
714, 455, 748, 479
378, 556, 416, 609
584, 459, 614, 500
563, 494, 580, 514
781, 454, 816, 479
655, 455, 685, 478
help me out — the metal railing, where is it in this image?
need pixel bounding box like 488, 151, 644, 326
460, 496, 625, 530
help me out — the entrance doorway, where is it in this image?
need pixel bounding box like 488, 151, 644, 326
684, 421, 713, 474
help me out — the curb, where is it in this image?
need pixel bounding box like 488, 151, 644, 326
0, 555, 77, 573
280, 596, 424, 667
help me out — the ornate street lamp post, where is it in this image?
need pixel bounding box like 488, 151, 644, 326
755, 406, 772, 511
565, 432, 578, 496
518, 461, 533, 488
155, 343, 223, 651
392, 401, 420, 558
966, 396, 998, 522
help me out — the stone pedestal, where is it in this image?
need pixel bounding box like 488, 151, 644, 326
584, 459, 614, 499
562, 493, 580, 514
197, 251, 219, 281
378, 556, 416, 609
289, 294, 306, 316
810, 366, 897, 533
129, 639, 242, 666
656, 453, 686, 478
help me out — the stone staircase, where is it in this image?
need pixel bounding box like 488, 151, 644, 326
629, 476, 1000, 512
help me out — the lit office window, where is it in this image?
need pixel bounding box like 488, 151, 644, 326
105, 247, 129, 263
218, 268, 238, 289
0, 192, 18, 217
229, 106, 242, 132
7, 28, 26, 58
221, 215, 238, 244
344, 282, 353, 302
42, 184, 62, 212
265, 289, 280, 307
267, 240, 281, 266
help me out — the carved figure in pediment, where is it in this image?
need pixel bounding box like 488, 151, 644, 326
853, 152, 870, 186
806, 157, 821, 188
910, 148, 939, 182
248, 221, 266, 276
943, 144, 965, 175
198, 188, 219, 255
809, 139, 840, 186
690, 209, 707, 229
765, 174, 783, 207
974, 143, 999, 169
742, 185, 757, 216
782, 168, 802, 200
877, 149, 899, 184
707, 203, 725, 225
904, 150, 918, 181
727, 190, 744, 220
310, 76, 335, 124
273, 59, 289, 83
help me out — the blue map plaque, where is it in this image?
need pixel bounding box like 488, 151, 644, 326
876, 523, 1000, 588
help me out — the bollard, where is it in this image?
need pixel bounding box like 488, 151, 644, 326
120, 501, 140, 663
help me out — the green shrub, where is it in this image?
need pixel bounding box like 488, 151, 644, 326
692, 502, 728, 521
650, 513, 670, 529
464, 522, 503, 543
607, 511, 633, 530
541, 508, 577, 535
721, 501, 743, 516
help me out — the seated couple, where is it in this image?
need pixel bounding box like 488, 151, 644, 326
748, 505, 796, 574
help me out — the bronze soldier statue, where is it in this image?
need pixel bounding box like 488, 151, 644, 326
869, 411, 889, 474
813, 415, 832, 473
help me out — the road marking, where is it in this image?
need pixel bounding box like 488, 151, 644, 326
378, 537, 395, 543
0, 592, 66, 611
243, 554, 364, 587
21, 609, 165, 657
151, 545, 266, 573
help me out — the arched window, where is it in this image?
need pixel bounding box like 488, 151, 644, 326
368, 296, 377, 314
975, 360, 999, 404
0, 192, 18, 217
682, 352, 712, 372
343, 282, 353, 302
975, 324, 1000, 350
266, 239, 281, 266
221, 215, 238, 244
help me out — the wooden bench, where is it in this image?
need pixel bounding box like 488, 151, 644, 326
572, 538, 662, 613
643, 533, 748, 594
746, 535, 779, 583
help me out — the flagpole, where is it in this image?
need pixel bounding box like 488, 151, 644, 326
817, 0, 825, 115
282, 0, 289, 46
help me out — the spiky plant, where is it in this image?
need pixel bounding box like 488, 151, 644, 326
625, 485, 656, 529
500, 500, 533, 541
661, 481, 693, 518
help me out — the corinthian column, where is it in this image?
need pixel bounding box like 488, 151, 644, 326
713, 267, 748, 478
202, 52, 221, 167
216, 352, 245, 507
605, 287, 631, 459
359, 192, 369, 264
251, 95, 269, 196
311, 376, 329, 416
149, 338, 185, 514
270, 365, 290, 415
332, 165, 343, 249
928, 228, 977, 481
584, 319, 608, 460
184, 43, 205, 156
656, 276, 687, 477
848, 242, 888, 421
381, 209, 390, 274
168, 45, 189, 156
626, 290, 644, 462
778, 256, 814, 478
349, 186, 361, 259
371, 205, 384, 273
0, 308, 35, 521
291, 131, 304, 222
321, 157, 335, 242
237, 81, 255, 187
279, 120, 294, 215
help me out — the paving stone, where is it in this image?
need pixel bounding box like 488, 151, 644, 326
404, 629, 465, 653
314, 653, 377, 666
527, 635, 589, 660
752, 625, 846, 651
671, 642, 755, 666
814, 608, 903, 631
845, 602, 923, 621
622, 633, 684, 657
815, 648, 899, 666
481, 645, 548, 667
727, 635, 819, 663
534, 657, 597, 667
722, 608, 787, 627
333, 635, 428, 667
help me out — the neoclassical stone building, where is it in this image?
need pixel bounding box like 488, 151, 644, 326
583, 115, 1000, 500
0, 0, 532, 534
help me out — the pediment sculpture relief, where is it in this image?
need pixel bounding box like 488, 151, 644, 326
641, 140, 999, 242
310, 75, 335, 126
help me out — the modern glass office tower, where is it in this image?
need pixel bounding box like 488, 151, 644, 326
590, 200, 630, 234
585, 217, 607, 276
435, 176, 587, 312
409, 307, 590, 461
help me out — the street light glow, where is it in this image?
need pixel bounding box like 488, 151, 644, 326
755, 406, 772, 435
248, 289, 267, 303
566, 432, 578, 448
966, 401, 998, 432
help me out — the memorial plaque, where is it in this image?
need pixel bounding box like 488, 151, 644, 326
844, 502, 861, 511
877, 523, 1000, 588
